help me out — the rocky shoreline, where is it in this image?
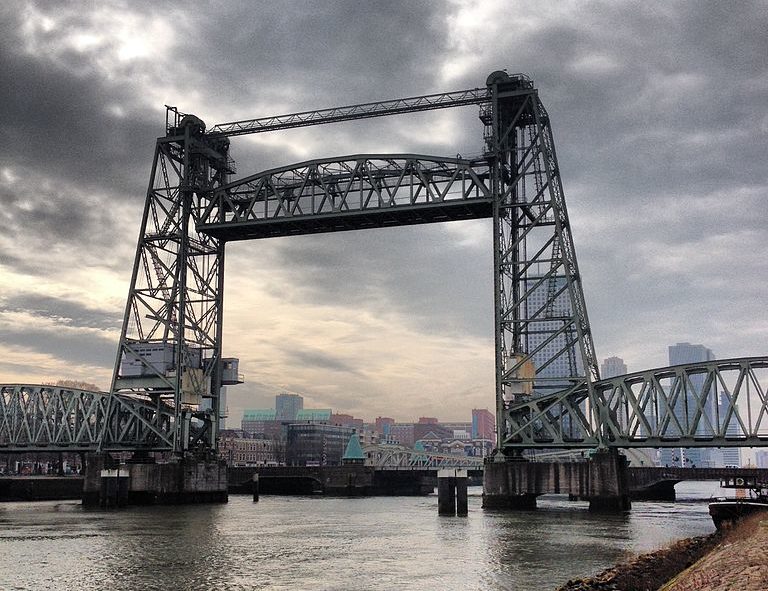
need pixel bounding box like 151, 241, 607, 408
556, 512, 768, 591
555, 532, 722, 591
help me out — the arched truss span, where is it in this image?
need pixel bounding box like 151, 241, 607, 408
363, 444, 484, 470
198, 154, 493, 240
503, 356, 768, 449
0, 384, 184, 452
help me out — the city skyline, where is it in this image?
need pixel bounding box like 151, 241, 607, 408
1, 2, 766, 424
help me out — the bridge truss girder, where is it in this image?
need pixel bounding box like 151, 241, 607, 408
506, 357, 768, 448
47, 69, 757, 457
0, 384, 183, 452
198, 154, 493, 239
363, 444, 484, 470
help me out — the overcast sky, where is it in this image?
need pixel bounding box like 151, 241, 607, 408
1, 1, 766, 424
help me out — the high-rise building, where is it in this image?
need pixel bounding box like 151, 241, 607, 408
375, 417, 395, 438
660, 343, 716, 467
755, 450, 768, 469
601, 356, 629, 432
719, 391, 741, 467
601, 356, 627, 379
472, 408, 495, 442
275, 393, 303, 421
526, 278, 584, 393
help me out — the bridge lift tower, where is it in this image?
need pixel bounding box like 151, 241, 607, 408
99, 71, 599, 457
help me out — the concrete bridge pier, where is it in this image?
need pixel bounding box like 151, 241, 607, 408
482, 450, 631, 512
82, 453, 228, 507
587, 449, 632, 512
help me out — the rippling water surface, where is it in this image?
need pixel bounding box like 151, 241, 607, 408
0, 484, 717, 590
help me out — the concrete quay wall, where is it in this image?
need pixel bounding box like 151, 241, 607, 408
0, 476, 84, 501
229, 465, 435, 496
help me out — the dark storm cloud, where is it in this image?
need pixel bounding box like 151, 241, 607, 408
277, 345, 360, 376
1, 293, 120, 331
0, 324, 115, 370
0, 28, 159, 198
180, 0, 451, 116
518, 2, 768, 201
1, 0, 766, 410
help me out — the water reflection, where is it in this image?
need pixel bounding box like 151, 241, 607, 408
0, 490, 716, 591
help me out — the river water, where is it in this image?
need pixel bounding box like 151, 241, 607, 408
0, 484, 720, 591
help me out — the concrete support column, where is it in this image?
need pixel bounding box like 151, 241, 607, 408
587, 449, 631, 512
456, 475, 468, 516
252, 473, 259, 502
438, 469, 468, 516
438, 472, 456, 515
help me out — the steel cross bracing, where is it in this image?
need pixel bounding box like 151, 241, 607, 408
483, 72, 601, 454
197, 155, 493, 239
0, 385, 185, 452
101, 70, 624, 454
505, 357, 768, 448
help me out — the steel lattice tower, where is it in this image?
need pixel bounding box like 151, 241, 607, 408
100, 111, 232, 453
484, 73, 600, 454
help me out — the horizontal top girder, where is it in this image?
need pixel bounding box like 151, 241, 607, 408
208, 88, 491, 137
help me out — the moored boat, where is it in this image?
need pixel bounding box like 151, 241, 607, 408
708, 476, 768, 529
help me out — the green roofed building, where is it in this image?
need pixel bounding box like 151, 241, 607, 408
241, 409, 277, 436
295, 409, 332, 423
243, 409, 277, 421
342, 433, 365, 465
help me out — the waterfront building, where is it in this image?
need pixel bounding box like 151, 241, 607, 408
275, 392, 303, 421
331, 413, 364, 431
219, 430, 283, 466
286, 423, 356, 466
241, 409, 277, 436
756, 450, 768, 469
295, 409, 332, 423
342, 433, 366, 465
413, 421, 452, 442
389, 423, 415, 447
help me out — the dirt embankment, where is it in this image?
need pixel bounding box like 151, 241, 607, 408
555, 533, 720, 591
660, 513, 768, 591
556, 513, 768, 591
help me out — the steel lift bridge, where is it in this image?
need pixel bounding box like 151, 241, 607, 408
2, 71, 767, 457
